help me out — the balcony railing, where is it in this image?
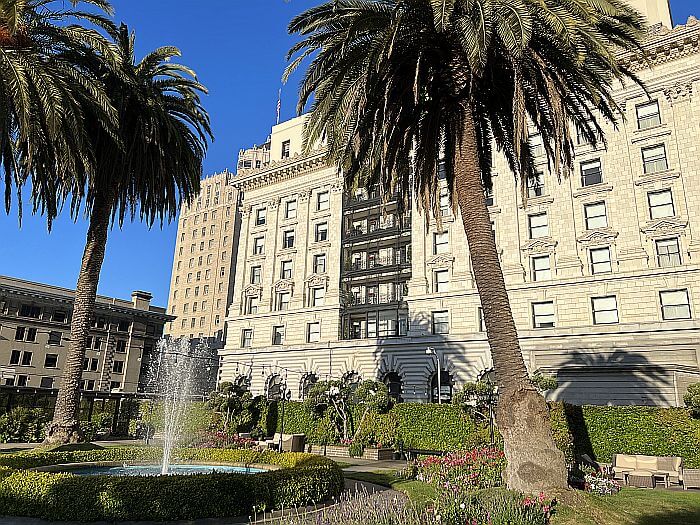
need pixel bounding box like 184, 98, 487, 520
344, 217, 411, 241
344, 254, 411, 272
345, 291, 405, 307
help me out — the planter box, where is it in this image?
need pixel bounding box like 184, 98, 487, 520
306, 444, 395, 461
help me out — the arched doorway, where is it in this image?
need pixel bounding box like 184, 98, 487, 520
342, 371, 361, 392
299, 372, 318, 400
266, 374, 286, 401
382, 372, 403, 402
429, 370, 454, 403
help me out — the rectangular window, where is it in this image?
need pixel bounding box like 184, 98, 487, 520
580, 159, 603, 186
10, 350, 20, 365
281, 140, 291, 159
117, 320, 130, 332
484, 188, 494, 207
434, 232, 449, 254
531, 255, 551, 281
315, 222, 328, 242
311, 287, 325, 307
52, 311, 67, 324
110, 381, 121, 391
528, 213, 549, 239
272, 326, 285, 345
314, 254, 327, 274
277, 292, 291, 311
44, 354, 59, 368
528, 171, 545, 198
317, 191, 330, 211
529, 133, 544, 157
253, 236, 265, 255
40, 377, 54, 389
307, 322, 321, 343
434, 270, 449, 293
242, 329, 253, 348
590, 247, 612, 274
648, 189, 675, 219
112, 360, 124, 374
285, 199, 297, 219
250, 266, 262, 284
92, 337, 101, 350
283, 230, 295, 249
246, 296, 259, 314
16, 375, 27, 387
439, 186, 450, 216
14, 326, 25, 341
115, 340, 127, 353
642, 144, 668, 174
656, 238, 681, 267
21, 351, 32, 366
478, 307, 485, 332
432, 311, 450, 334
584, 201, 608, 229
277, 260, 292, 279
255, 208, 266, 226
636, 100, 661, 130
660, 289, 691, 320
532, 301, 555, 328
25, 328, 37, 342
592, 296, 619, 324
19, 304, 41, 319
48, 331, 62, 346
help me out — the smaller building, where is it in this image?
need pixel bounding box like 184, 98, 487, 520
0, 275, 172, 393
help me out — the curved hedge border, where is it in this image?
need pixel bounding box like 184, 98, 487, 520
0, 447, 344, 522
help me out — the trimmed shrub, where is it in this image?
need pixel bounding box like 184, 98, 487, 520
0, 447, 343, 522
684, 382, 700, 418
0, 407, 50, 443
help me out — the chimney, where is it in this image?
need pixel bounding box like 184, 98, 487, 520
131, 290, 153, 310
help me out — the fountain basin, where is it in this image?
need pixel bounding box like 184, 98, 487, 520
33, 460, 277, 477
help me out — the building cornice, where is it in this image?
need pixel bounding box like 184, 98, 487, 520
233, 149, 333, 193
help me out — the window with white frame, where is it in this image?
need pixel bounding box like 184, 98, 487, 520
253, 236, 265, 255
277, 292, 291, 311
592, 296, 619, 324
281, 260, 293, 279
314, 253, 327, 274
580, 159, 603, 186
434, 270, 449, 293
532, 301, 555, 328
241, 329, 253, 348
432, 311, 449, 334
636, 100, 661, 130
648, 189, 675, 219
285, 199, 297, 219
255, 208, 266, 226
584, 201, 608, 230
281, 140, 290, 159
660, 289, 691, 320
315, 222, 328, 242
311, 287, 325, 307
439, 186, 450, 216
528, 213, 549, 239
307, 322, 321, 343
656, 238, 681, 267
528, 171, 545, 197
590, 247, 612, 274
642, 144, 668, 174
272, 325, 285, 345
283, 229, 295, 249
250, 266, 261, 285
531, 255, 551, 281
246, 296, 259, 314
434, 231, 449, 254
317, 191, 330, 211
529, 133, 544, 157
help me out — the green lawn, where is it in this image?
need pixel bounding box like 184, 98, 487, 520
343, 468, 700, 525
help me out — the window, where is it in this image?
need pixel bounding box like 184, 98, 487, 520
660, 289, 691, 320
48, 331, 62, 346
307, 322, 321, 343
44, 354, 59, 368
277, 292, 291, 311
439, 186, 450, 215
281, 140, 291, 159
283, 230, 295, 249
285, 199, 297, 219
10, 350, 20, 365
15, 327, 37, 342
19, 304, 41, 318
642, 144, 668, 174
281, 260, 293, 279
21, 351, 32, 366
16, 375, 27, 387
434, 270, 449, 293
250, 266, 262, 284
117, 320, 130, 332
115, 340, 127, 353
531, 255, 551, 281
255, 208, 266, 226
112, 360, 124, 374
478, 307, 485, 332
246, 296, 259, 314
14, 327, 24, 341
648, 189, 675, 219
253, 236, 265, 255
40, 377, 54, 389
528, 171, 545, 197
590, 247, 612, 274
528, 213, 549, 239
242, 329, 253, 348
311, 287, 325, 307
317, 191, 330, 211
272, 326, 285, 345
110, 381, 121, 391
52, 311, 67, 323
636, 100, 661, 130
580, 159, 603, 186
315, 222, 328, 242
92, 337, 102, 350
532, 302, 555, 328
592, 296, 619, 325
432, 311, 450, 334
584, 201, 608, 229
484, 188, 494, 207
529, 133, 544, 156
434, 232, 449, 254
314, 254, 327, 274
656, 238, 681, 267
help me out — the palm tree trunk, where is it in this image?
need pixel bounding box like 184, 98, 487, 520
452, 105, 567, 492
45, 191, 113, 444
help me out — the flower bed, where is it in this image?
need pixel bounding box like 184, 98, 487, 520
417, 448, 506, 490
0, 447, 343, 522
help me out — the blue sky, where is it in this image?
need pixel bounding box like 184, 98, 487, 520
0, 0, 696, 306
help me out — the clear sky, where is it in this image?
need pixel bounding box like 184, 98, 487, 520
0, 0, 696, 306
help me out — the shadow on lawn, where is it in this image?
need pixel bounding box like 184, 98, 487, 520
633, 508, 700, 525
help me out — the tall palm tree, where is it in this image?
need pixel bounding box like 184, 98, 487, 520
0, 0, 116, 226
286, 0, 645, 492
45, 24, 212, 444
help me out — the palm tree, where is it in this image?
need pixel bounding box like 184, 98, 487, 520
286, 0, 645, 492
45, 24, 212, 444
0, 0, 116, 226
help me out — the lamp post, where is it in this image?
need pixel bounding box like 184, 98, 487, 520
425, 347, 441, 404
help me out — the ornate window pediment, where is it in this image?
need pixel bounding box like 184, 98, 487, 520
576, 229, 619, 247
520, 238, 557, 255
305, 274, 329, 287
641, 217, 688, 239
244, 284, 262, 297
426, 254, 455, 268
274, 279, 295, 292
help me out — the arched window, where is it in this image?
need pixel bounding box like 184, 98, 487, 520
233, 374, 250, 392
342, 371, 361, 392
383, 372, 403, 402
429, 370, 454, 403
266, 374, 285, 401
299, 373, 318, 400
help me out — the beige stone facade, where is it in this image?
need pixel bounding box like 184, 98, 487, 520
0, 276, 171, 393
217, 11, 700, 406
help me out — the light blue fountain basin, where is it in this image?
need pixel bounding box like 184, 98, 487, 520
68, 464, 268, 477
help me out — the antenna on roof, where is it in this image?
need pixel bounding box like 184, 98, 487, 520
276, 88, 282, 125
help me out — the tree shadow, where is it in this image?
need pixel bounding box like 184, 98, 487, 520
632, 508, 700, 525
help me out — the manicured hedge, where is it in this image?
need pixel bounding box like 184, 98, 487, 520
0, 447, 343, 521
